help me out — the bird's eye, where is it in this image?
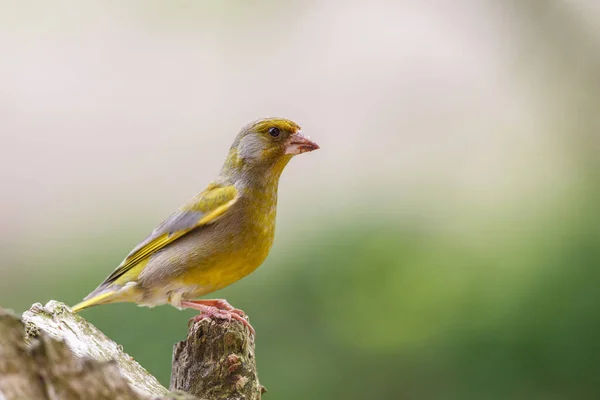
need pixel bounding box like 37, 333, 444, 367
268, 127, 280, 137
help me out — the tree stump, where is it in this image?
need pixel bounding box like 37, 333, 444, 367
171, 316, 264, 399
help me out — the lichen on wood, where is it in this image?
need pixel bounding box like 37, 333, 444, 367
1, 301, 262, 400
0, 307, 142, 399
171, 316, 264, 399
22, 300, 170, 398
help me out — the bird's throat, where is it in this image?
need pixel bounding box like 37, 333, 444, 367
222, 151, 291, 193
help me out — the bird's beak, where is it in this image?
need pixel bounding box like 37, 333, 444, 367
284, 131, 320, 155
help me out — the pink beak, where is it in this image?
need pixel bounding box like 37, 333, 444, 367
284, 131, 320, 155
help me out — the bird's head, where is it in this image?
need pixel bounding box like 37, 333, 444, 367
222, 117, 319, 185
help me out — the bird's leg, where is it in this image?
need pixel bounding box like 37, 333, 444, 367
180, 300, 255, 336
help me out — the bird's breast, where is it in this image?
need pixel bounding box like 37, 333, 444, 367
179, 192, 277, 292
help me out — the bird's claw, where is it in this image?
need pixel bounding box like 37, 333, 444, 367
182, 301, 255, 336
212, 299, 247, 318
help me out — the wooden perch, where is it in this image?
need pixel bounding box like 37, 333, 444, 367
171, 314, 264, 399
0, 301, 262, 400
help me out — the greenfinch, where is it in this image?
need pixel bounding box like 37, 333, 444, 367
72, 118, 319, 334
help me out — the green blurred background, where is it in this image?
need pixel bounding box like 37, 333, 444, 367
2, 1, 600, 399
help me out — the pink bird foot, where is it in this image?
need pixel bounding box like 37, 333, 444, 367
181, 299, 255, 336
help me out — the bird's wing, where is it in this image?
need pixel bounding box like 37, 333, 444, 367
90, 184, 238, 292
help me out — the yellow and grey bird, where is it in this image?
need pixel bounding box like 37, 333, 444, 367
72, 118, 319, 334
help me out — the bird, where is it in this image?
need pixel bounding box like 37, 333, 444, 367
71, 117, 319, 335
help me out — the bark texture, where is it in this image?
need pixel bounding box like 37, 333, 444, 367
0, 301, 262, 400
171, 316, 264, 400
0, 306, 144, 400
21, 301, 170, 398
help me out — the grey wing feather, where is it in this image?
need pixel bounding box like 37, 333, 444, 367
124, 210, 204, 259
89, 210, 206, 293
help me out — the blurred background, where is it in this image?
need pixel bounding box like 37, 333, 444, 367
1, 0, 600, 398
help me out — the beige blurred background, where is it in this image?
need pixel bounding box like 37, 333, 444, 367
1, 1, 600, 398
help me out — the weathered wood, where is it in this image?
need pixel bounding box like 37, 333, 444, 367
0, 308, 48, 399
0, 301, 262, 400
171, 316, 264, 400
21, 301, 173, 399
0, 306, 143, 400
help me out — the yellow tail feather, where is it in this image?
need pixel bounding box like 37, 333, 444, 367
71, 291, 116, 313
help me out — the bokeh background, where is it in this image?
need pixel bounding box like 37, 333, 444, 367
2, 1, 600, 398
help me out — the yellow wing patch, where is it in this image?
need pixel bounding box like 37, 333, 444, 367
182, 184, 237, 213
92, 184, 238, 290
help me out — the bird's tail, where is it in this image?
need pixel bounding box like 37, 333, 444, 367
71, 291, 117, 313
